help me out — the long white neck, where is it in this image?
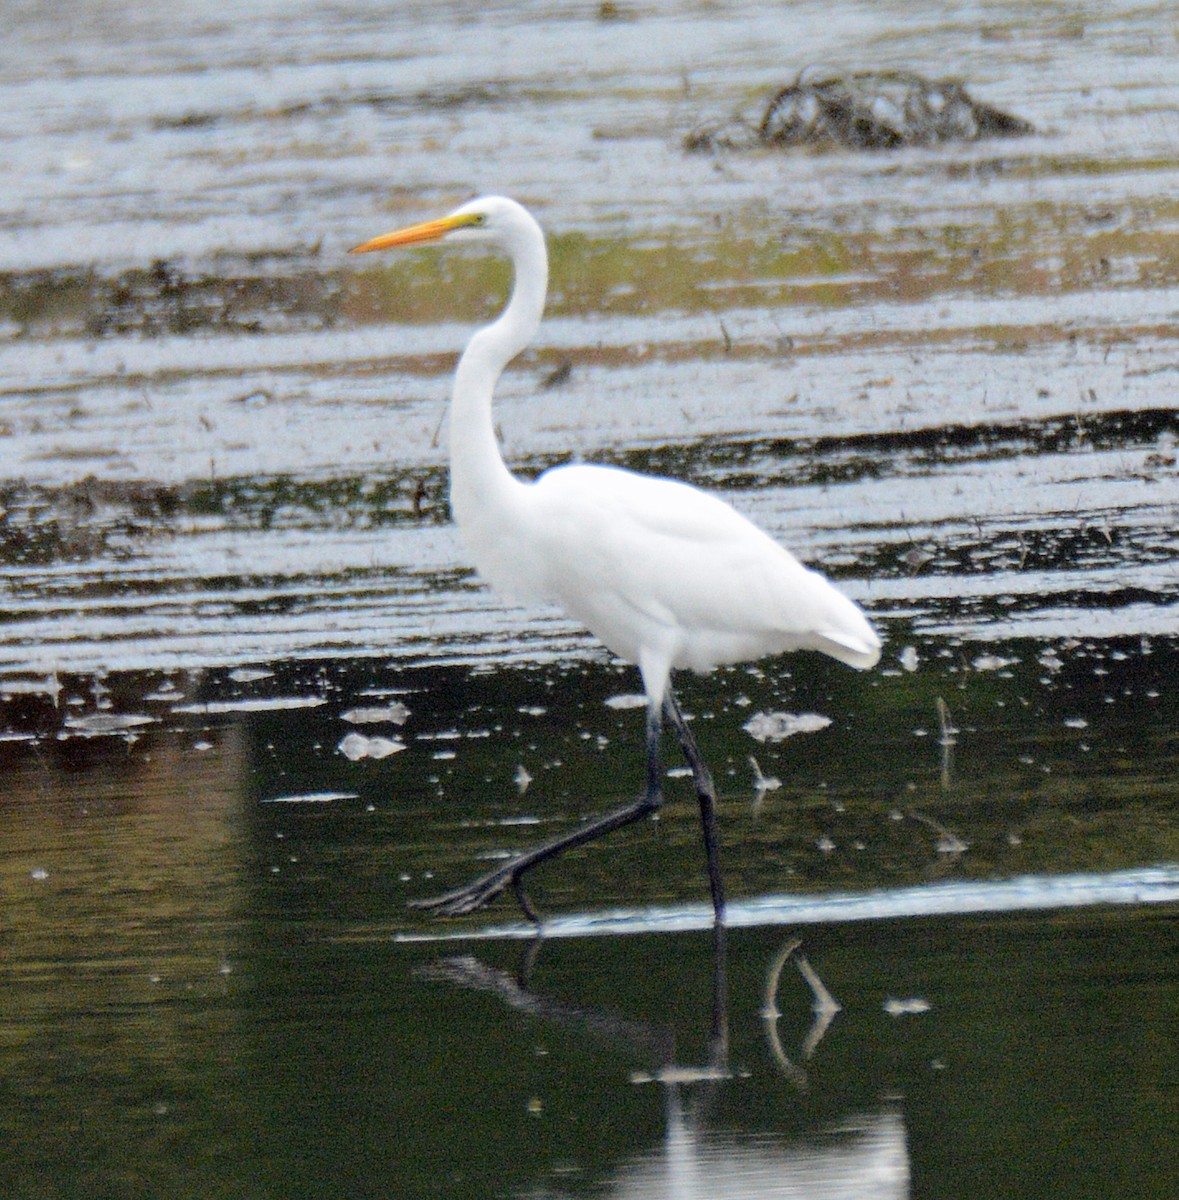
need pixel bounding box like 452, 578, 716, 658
448, 212, 548, 537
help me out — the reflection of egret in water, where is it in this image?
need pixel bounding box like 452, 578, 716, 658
419, 929, 910, 1199
610, 1094, 909, 1200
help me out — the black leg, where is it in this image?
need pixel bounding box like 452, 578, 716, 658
411, 702, 666, 919
512, 875, 540, 925
664, 690, 727, 924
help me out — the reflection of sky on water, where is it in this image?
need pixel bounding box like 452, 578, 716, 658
404, 867, 1179, 942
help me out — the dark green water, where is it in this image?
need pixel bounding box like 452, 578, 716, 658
4, 800, 1178, 1200
3, 640, 1178, 1198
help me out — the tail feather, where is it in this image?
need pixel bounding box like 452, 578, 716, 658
815, 625, 883, 670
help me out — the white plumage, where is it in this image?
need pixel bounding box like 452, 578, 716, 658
351, 195, 881, 920
488, 462, 879, 685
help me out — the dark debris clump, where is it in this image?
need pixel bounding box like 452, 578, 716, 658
686, 68, 1033, 153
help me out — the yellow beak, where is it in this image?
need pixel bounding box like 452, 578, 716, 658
349, 212, 472, 255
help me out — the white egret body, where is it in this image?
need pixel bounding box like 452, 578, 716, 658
351, 196, 881, 921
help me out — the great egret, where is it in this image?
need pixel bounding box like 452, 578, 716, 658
351, 196, 881, 923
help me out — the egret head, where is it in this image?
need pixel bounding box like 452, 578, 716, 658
349, 195, 530, 255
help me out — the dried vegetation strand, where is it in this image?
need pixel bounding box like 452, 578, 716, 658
686, 68, 1033, 153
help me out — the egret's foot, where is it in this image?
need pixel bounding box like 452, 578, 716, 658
410, 790, 662, 922
409, 860, 527, 919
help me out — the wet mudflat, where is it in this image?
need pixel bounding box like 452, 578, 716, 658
2, 2, 1178, 1198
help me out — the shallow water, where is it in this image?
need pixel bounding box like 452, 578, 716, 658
2, 1, 1178, 1197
